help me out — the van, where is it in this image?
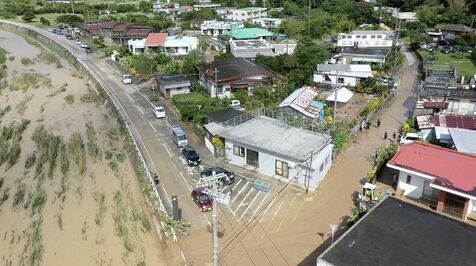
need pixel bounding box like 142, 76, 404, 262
400, 133, 423, 145
172, 126, 188, 147
121, 74, 132, 84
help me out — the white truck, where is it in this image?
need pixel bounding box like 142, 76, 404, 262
120, 74, 132, 84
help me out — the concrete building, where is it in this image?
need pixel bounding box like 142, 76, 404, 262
336, 47, 391, 64
224, 27, 274, 41
435, 24, 476, 40
231, 7, 268, 21
337, 30, 395, 48
200, 20, 244, 36
196, 58, 276, 98
387, 142, 476, 222
252, 17, 283, 28
144, 32, 168, 52
164, 35, 199, 55
317, 197, 476, 266
85, 20, 151, 46
278, 86, 324, 121
313, 64, 373, 87
193, 3, 221, 11
219, 116, 333, 191
154, 73, 191, 98
127, 39, 146, 55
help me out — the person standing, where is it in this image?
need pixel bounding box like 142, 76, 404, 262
377, 119, 381, 128
392, 131, 396, 140
384, 131, 388, 140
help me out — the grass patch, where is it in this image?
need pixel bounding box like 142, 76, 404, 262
25, 152, 37, 169
0, 188, 10, 207
131, 210, 152, 233
64, 94, 74, 105
0, 105, 11, 120
12, 183, 26, 208
48, 83, 67, 97
0, 119, 30, 168
68, 133, 86, 175
113, 191, 134, 252
80, 87, 102, 104
31, 125, 62, 178
0, 47, 7, 64
9, 73, 51, 92
38, 50, 62, 68
20, 218, 44, 266
86, 121, 101, 160
21, 58, 35, 65
59, 143, 69, 177
418, 50, 476, 77
31, 191, 46, 215
93, 192, 106, 226
16, 94, 33, 115
71, 70, 83, 79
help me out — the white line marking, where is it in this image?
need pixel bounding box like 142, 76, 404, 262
259, 197, 276, 223
227, 205, 237, 218
270, 199, 284, 224
179, 172, 192, 191
276, 196, 295, 232
251, 192, 270, 221
231, 182, 248, 204
231, 179, 243, 191
148, 121, 157, 133
199, 164, 204, 171
233, 188, 253, 215
238, 191, 261, 222
163, 143, 172, 157
126, 93, 134, 102
135, 106, 143, 114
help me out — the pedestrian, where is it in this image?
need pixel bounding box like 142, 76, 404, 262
366, 121, 371, 129
392, 131, 396, 139
384, 131, 388, 140
361, 120, 365, 130
377, 119, 381, 128
374, 151, 378, 163
154, 173, 160, 185
359, 123, 362, 131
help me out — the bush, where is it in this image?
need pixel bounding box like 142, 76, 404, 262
39, 17, 50, 26
55, 14, 84, 24
22, 12, 36, 23
471, 50, 476, 61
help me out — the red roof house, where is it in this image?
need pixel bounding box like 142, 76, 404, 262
387, 142, 476, 221
145, 32, 168, 47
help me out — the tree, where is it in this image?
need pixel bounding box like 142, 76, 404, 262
181, 51, 203, 77
162, 61, 179, 74
55, 14, 84, 24
40, 17, 51, 26
138, 1, 152, 13
471, 50, 476, 61
22, 12, 36, 23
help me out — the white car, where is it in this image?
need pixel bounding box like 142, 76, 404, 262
400, 133, 423, 145
153, 106, 166, 118
48, 28, 54, 32
75, 40, 81, 45
120, 74, 132, 84
80, 43, 88, 48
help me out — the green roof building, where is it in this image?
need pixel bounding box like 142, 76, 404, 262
224, 27, 274, 40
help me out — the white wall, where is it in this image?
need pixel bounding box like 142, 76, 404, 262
204, 136, 215, 155
313, 74, 358, 87
225, 139, 333, 191
337, 33, 393, 48
397, 170, 429, 198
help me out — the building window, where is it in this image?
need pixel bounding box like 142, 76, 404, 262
233, 145, 245, 157
356, 35, 361, 39
406, 175, 412, 184
447, 99, 460, 113
377, 35, 382, 39
362, 35, 367, 39
468, 101, 476, 114
337, 77, 344, 84
275, 160, 289, 178
370, 35, 376, 39
319, 163, 324, 172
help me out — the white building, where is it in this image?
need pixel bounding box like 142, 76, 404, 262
387, 142, 476, 222
200, 20, 244, 36
164, 35, 198, 55
337, 30, 395, 48
193, 3, 221, 11
313, 64, 373, 87
213, 115, 334, 191
231, 7, 267, 21
127, 39, 146, 55
154, 73, 191, 98
252, 17, 283, 28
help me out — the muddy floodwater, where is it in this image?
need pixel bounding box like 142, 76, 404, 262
0, 29, 168, 265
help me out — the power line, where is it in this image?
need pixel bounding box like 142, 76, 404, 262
218, 204, 257, 266
256, 220, 290, 266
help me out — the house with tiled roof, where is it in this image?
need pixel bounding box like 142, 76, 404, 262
387, 142, 476, 222
85, 19, 152, 46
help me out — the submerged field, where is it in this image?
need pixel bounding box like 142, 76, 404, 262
0, 30, 168, 265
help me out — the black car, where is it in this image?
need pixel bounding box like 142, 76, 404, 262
65, 34, 73, 40
201, 167, 235, 185
182, 146, 201, 166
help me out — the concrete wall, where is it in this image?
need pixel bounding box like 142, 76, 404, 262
397, 170, 429, 198
224, 139, 333, 191
313, 73, 358, 87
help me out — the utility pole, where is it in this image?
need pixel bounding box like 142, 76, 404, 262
213, 67, 219, 100
212, 172, 219, 266
305, 150, 314, 194
333, 66, 341, 131
307, 0, 311, 37
71, 0, 75, 14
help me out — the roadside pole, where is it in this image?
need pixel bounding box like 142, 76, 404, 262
212, 172, 219, 266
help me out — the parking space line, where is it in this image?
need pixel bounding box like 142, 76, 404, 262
162, 143, 172, 157
238, 191, 261, 222
126, 93, 134, 102
231, 182, 247, 204
227, 205, 237, 218
231, 179, 243, 191
232, 188, 253, 216
269, 199, 284, 224
135, 105, 143, 114
148, 121, 157, 133
199, 164, 204, 171
276, 196, 295, 232
250, 192, 270, 222
259, 197, 276, 223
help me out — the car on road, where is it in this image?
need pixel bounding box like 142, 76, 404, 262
55, 30, 64, 35
153, 106, 166, 118
80, 43, 88, 48
65, 34, 73, 40
191, 187, 212, 212
75, 40, 81, 45
201, 167, 235, 185
120, 74, 132, 84
182, 146, 201, 166
48, 28, 54, 32
85, 46, 93, 53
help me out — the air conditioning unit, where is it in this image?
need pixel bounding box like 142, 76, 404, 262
288, 162, 296, 168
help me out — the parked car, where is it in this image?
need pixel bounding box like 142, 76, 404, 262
85, 46, 93, 53
153, 106, 165, 118
120, 74, 132, 84
48, 28, 54, 32
80, 43, 88, 48
56, 30, 64, 35
201, 167, 235, 185
191, 187, 212, 212
230, 99, 245, 111
182, 146, 201, 166
65, 34, 73, 40
400, 133, 423, 145
75, 40, 81, 45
